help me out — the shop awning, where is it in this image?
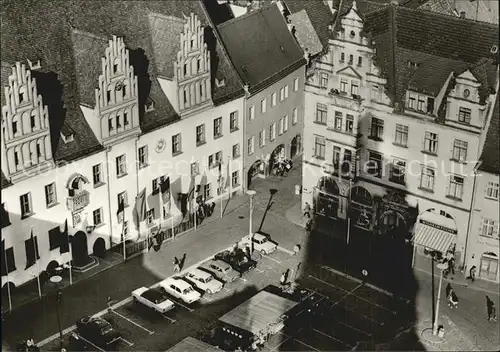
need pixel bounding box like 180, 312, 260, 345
413, 221, 456, 254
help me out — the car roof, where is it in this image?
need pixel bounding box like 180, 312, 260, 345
253, 233, 267, 240
210, 259, 231, 269
143, 288, 165, 300
189, 268, 211, 279
164, 278, 192, 289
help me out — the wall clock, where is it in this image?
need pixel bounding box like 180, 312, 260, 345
156, 138, 166, 153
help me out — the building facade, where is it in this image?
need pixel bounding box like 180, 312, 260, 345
301, 1, 499, 268
1, 0, 245, 289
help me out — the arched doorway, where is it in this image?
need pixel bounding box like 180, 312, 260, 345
71, 231, 90, 268
290, 134, 301, 158
379, 210, 407, 237
348, 186, 374, 230
247, 160, 266, 188
269, 144, 286, 173
480, 252, 498, 281
316, 177, 340, 219
46, 260, 59, 275
92, 238, 106, 258
2, 281, 16, 296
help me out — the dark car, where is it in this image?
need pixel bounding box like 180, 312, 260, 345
214, 249, 257, 275
75, 316, 120, 348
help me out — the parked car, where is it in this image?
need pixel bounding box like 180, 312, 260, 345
75, 316, 121, 348
242, 233, 278, 255
159, 277, 202, 304
214, 250, 257, 275
131, 287, 175, 314
185, 268, 224, 294
201, 259, 240, 283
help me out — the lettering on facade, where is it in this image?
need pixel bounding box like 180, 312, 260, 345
419, 219, 457, 234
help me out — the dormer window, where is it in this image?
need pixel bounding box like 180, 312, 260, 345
61, 132, 74, 143
145, 97, 155, 112
27, 59, 41, 70
458, 107, 471, 124
216, 78, 225, 88
463, 89, 470, 98
407, 61, 419, 69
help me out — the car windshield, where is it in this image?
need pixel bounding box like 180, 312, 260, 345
182, 287, 194, 294
101, 326, 113, 335
204, 275, 213, 283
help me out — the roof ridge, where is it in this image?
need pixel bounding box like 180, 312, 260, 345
398, 3, 499, 29
148, 11, 186, 24
71, 27, 108, 42
217, 1, 278, 29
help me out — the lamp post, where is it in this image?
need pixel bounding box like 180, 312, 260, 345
433, 262, 448, 336
50, 275, 64, 351
246, 190, 257, 253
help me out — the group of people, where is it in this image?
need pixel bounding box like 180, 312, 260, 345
173, 254, 187, 273
196, 200, 216, 224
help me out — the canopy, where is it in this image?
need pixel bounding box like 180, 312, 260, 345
413, 220, 456, 254
219, 291, 298, 336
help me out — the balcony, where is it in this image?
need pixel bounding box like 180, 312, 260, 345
67, 190, 90, 213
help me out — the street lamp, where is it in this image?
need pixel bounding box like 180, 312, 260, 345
433, 262, 448, 336
246, 190, 257, 253
50, 275, 64, 351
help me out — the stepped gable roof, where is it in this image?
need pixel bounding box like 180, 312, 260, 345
478, 96, 500, 174
1, 62, 12, 109
357, 4, 499, 104
282, 0, 334, 50
288, 9, 323, 57
217, 3, 305, 91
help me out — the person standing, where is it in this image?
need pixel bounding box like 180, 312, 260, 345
470, 265, 477, 282
486, 296, 497, 322
173, 257, 181, 273
304, 202, 311, 217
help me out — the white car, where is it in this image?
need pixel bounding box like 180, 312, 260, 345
159, 277, 201, 304
243, 232, 278, 255
131, 287, 174, 314
185, 268, 223, 294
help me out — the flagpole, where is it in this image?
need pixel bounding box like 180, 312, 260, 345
170, 190, 175, 240
220, 163, 223, 219
68, 236, 73, 286
228, 156, 232, 200
31, 226, 42, 299
3, 242, 12, 311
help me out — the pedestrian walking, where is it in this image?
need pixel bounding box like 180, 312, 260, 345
447, 288, 459, 308
445, 283, 452, 298
173, 257, 181, 273
280, 272, 287, 286
469, 265, 477, 282
304, 202, 311, 217
486, 296, 497, 322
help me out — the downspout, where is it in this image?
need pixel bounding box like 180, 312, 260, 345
105, 147, 114, 249
463, 161, 481, 275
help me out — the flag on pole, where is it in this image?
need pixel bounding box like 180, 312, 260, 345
60, 219, 70, 254
133, 187, 147, 230
160, 177, 171, 215
24, 230, 40, 270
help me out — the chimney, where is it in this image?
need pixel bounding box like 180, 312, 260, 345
459, 11, 466, 19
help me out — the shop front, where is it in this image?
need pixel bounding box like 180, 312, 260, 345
348, 186, 374, 231
314, 177, 340, 220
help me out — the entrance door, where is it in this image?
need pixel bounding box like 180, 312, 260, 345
92, 238, 106, 258
480, 254, 499, 281
72, 231, 89, 267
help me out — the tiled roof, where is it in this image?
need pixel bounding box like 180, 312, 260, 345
282, 0, 334, 50
1, 171, 12, 190
478, 95, 500, 174
419, 0, 499, 25
217, 3, 305, 89
288, 9, 323, 57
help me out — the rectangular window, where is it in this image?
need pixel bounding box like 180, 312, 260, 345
346, 114, 354, 133
116, 154, 126, 177
394, 124, 408, 147
115, 115, 121, 129
30, 114, 36, 130
48, 227, 60, 250
348, 54, 353, 65
448, 175, 464, 199
270, 123, 276, 141
93, 208, 103, 226
292, 108, 298, 125
340, 52, 345, 62
340, 79, 348, 93
196, 124, 205, 145
259, 130, 265, 147
452, 139, 468, 162
172, 134, 181, 154
124, 112, 129, 126
93, 164, 103, 186
146, 209, 155, 225
261, 99, 267, 113
208, 151, 222, 169
138, 145, 148, 168
204, 183, 212, 200
426, 97, 435, 114
213, 117, 222, 137
424, 132, 439, 154
357, 56, 362, 67
20, 192, 32, 217
342, 150, 352, 173
279, 118, 284, 135
408, 96, 415, 109
390, 159, 406, 184
417, 98, 425, 112
320, 73, 328, 88
271, 93, 277, 106
280, 87, 285, 101
232, 171, 239, 187
333, 146, 341, 169
314, 136, 325, 159
458, 107, 471, 123
284, 85, 289, 99
420, 167, 435, 190
316, 103, 327, 124
481, 219, 497, 237
351, 82, 359, 95
334, 112, 343, 130
486, 182, 499, 200
284, 115, 288, 132
370, 117, 384, 140
230, 111, 238, 131
293, 78, 299, 92
12, 121, 18, 135
248, 105, 255, 120
14, 151, 19, 167
367, 151, 382, 178
248, 136, 254, 155
45, 183, 57, 207
118, 191, 128, 207
108, 117, 114, 131
36, 143, 42, 158
232, 144, 240, 159
191, 162, 200, 176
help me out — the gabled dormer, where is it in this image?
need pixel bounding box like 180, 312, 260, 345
337, 1, 366, 46
173, 13, 213, 117
95, 36, 140, 146
1, 62, 54, 181
445, 69, 484, 128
